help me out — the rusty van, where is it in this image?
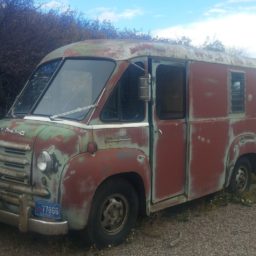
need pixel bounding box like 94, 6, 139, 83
0, 40, 256, 247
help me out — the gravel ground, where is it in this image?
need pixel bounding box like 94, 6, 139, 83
0, 191, 255, 256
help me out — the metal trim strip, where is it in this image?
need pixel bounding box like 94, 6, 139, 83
0, 181, 49, 197
88, 122, 149, 129
0, 154, 29, 165
0, 140, 31, 151
24, 116, 149, 129
0, 167, 28, 178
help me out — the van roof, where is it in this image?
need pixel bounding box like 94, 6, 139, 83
41, 39, 256, 68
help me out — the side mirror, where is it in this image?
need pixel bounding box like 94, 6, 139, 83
139, 74, 151, 101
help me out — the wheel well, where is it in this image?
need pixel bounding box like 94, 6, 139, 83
243, 153, 256, 174
226, 153, 256, 187
97, 173, 147, 216
230, 153, 256, 174
228, 153, 256, 180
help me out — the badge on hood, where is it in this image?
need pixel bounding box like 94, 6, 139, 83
0, 127, 25, 136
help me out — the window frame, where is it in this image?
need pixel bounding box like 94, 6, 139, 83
229, 70, 246, 114
100, 62, 146, 123
155, 63, 186, 120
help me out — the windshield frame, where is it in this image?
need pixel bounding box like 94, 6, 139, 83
9, 57, 116, 121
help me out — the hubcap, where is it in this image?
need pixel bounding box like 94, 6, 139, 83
235, 167, 248, 192
100, 194, 128, 235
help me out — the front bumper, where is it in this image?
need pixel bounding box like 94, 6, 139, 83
0, 188, 68, 235
0, 208, 68, 235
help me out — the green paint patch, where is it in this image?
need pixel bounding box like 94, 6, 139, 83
78, 157, 85, 163
40, 127, 76, 142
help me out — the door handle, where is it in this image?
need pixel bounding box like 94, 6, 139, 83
105, 137, 131, 143
155, 129, 163, 135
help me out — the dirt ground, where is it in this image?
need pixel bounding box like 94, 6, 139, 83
0, 191, 255, 256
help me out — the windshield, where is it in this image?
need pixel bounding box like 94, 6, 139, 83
12, 60, 60, 115
12, 59, 115, 120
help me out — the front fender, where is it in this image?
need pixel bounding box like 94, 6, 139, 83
59, 148, 151, 229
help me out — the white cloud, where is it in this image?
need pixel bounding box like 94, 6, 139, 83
87, 7, 143, 23
204, 8, 227, 16
153, 13, 256, 57
40, 0, 69, 12
227, 0, 256, 3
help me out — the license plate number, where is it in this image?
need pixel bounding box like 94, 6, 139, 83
35, 201, 61, 220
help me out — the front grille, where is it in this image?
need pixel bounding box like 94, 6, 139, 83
0, 140, 31, 185
5, 147, 26, 156
0, 140, 49, 212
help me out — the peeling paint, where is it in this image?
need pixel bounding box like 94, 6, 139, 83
41, 40, 256, 69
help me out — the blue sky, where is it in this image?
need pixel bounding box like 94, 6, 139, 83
38, 0, 256, 57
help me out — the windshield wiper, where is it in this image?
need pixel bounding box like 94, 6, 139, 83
50, 104, 97, 120
7, 107, 17, 119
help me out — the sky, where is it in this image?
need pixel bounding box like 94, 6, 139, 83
38, 0, 256, 57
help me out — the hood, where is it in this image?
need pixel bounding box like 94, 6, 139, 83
0, 118, 88, 153
0, 118, 47, 149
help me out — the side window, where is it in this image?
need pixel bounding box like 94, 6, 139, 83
156, 65, 185, 119
230, 72, 245, 113
101, 63, 145, 122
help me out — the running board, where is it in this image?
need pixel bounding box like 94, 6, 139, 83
150, 195, 187, 213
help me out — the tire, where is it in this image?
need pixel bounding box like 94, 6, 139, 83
229, 158, 252, 194
87, 178, 139, 248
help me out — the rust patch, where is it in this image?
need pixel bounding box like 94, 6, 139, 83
130, 43, 165, 55
40, 40, 256, 68
64, 49, 80, 57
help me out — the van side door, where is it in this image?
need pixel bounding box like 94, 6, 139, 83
151, 59, 187, 202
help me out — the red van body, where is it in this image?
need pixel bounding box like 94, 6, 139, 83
0, 40, 255, 246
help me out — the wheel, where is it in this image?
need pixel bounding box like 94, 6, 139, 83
87, 178, 138, 248
229, 158, 252, 194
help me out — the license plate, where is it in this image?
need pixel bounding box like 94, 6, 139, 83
35, 201, 61, 220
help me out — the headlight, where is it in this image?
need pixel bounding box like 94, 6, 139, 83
37, 151, 52, 172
